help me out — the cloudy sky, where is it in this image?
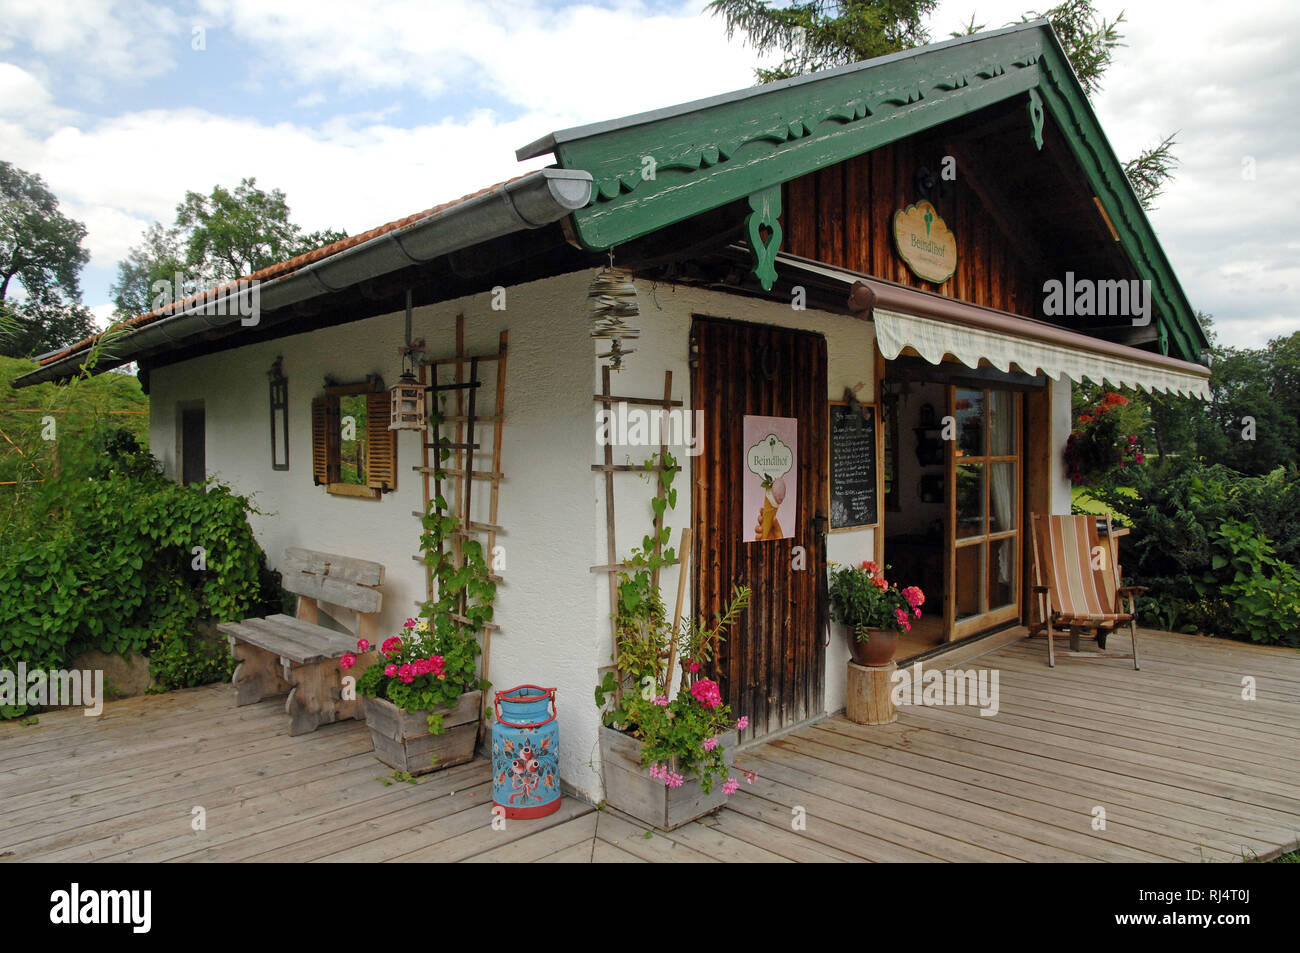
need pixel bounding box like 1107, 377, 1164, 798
1, 0, 1296, 349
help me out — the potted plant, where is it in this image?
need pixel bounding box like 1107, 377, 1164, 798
346, 616, 483, 775
829, 560, 925, 666
594, 452, 756, 830
342, 467, 494, 775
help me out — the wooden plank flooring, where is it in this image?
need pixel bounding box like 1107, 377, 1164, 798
1, 628, 1296, 862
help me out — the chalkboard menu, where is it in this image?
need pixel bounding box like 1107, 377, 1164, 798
829, 402, 878, 531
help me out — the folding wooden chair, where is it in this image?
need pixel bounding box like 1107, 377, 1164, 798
1029, 514, 1145, 669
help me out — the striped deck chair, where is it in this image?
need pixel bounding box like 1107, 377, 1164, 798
1029, 514, 1145, 669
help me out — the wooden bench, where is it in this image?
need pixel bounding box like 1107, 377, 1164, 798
218, 547, 385, 736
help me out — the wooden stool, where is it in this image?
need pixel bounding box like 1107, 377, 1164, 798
846, 660, 897, 725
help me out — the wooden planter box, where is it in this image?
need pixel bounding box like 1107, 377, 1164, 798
599, 724, 738, 831
362, 691, 481, 776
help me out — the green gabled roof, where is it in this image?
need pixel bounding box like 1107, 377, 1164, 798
519, 21, 1207, 363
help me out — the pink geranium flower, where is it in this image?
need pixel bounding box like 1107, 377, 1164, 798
722, 777, 739, 795
339, 653, 356, 670
381, 636, 403, 657
384, 664, 398, 677
397, 664, 415, 684
736, 716, 749, 731
702, 736, 718, 752
356, 638, 369, 652
690, 679, 722, 709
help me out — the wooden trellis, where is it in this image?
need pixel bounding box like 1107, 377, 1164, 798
410, 313, 508, 693
591, 367, 683, 699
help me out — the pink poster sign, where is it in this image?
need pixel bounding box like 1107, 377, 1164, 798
742, 415, 797, 542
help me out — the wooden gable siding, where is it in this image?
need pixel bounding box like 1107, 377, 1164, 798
780, 138, 1036, 320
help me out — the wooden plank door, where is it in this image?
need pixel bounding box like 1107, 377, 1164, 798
691, 316, 828, 742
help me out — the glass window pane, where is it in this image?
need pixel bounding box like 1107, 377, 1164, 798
988, 536, 1017, 610
955, 462, 986, 539
339, 393, 369, 485
988, 389, 1016, 457
988, 461, 1017, 534
954, 388, 984, 456
955, 543, 985, 619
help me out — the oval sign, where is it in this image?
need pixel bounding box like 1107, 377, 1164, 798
893, 199, 957, 285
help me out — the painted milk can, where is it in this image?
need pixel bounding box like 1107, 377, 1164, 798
491, 685, 561, 818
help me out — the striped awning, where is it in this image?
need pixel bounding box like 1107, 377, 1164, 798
874, 307, 1211, 399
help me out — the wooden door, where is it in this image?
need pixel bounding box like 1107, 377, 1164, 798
691, 316, 828, 742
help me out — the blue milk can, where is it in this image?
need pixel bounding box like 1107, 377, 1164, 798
491, 686, 561, 818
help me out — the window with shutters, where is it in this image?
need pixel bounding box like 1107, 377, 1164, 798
310, 382, 396, 499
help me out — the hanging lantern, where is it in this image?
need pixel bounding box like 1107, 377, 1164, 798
588, 259, 640, 371
389, 370, 425, 431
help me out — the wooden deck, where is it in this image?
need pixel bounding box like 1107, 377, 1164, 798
1, 628, 1297, 862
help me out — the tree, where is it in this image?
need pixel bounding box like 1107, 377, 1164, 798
707, 0, 938, 83
111, 177, 346, 318
0, 161, 89, 307
110, 222, 186, 321
0, 298, 98, 359
710, 0, 1178, 208
1024, 0, 1125, 97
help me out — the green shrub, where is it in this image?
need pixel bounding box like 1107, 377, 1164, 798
0, 434, 279, 715
1089, 460, 1300, 644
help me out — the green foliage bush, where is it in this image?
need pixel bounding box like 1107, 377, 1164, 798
0, 426, 282, 715
1089, 460, 1300, 645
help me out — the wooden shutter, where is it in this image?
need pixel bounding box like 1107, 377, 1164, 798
366, 391, 397, 492
312, 395, 342, 486
311, 396, 328, 485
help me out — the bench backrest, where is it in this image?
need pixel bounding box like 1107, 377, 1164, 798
282, 547, 384, 616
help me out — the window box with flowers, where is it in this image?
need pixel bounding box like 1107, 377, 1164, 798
829, 560, 926, 666
594, 454, 756, 830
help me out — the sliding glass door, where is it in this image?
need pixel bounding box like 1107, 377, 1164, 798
945, 386, 1022, 640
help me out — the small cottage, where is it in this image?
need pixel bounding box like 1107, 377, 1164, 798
16, 21, 1212, 801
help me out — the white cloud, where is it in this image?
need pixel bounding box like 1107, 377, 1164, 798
0, 62, 52, 115
199, 0, 763, 119
0, 0, 185, 93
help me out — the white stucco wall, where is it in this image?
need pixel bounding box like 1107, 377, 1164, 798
1049, 375, 1074, 513
150, 270, 611, 798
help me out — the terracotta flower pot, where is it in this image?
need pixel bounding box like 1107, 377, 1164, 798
850, 625, 897, 667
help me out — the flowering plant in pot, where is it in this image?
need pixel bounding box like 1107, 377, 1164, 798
341, 464, 493, 774
344, 614, 485, 775
828, 560, 925, 666
593, 453, 757, 828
